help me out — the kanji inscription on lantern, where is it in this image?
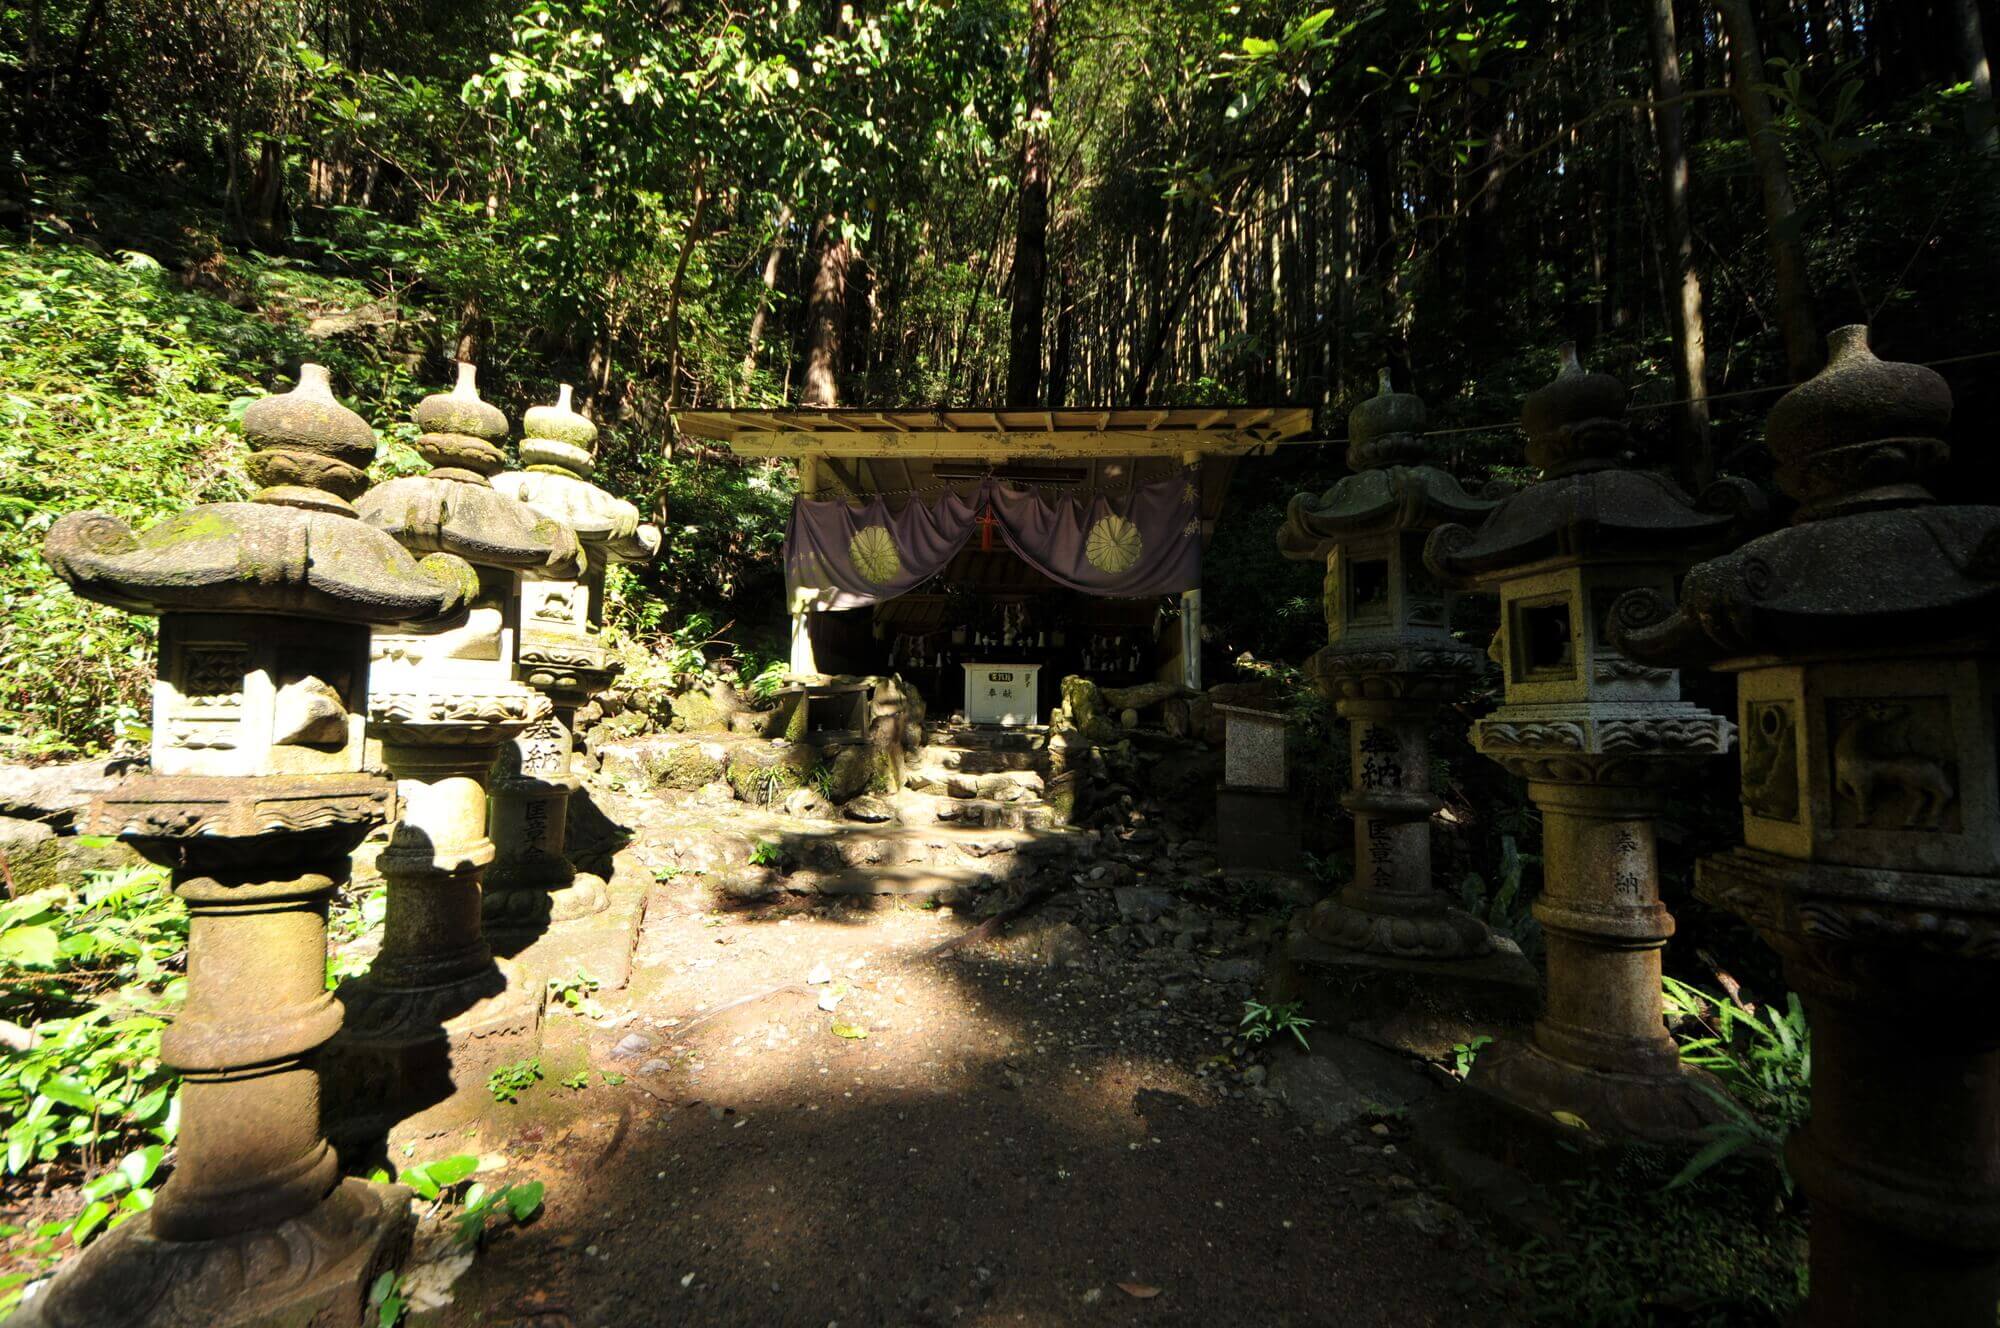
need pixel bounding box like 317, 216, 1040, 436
1365, 817, 1395, 868
518, 720, 565, 775
1358, 724, 1405, 791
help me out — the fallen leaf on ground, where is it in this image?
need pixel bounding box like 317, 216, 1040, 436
831, 1020, 869, 1039
1118, 1283, 1161, 1299
1550, 1110, 1590, 1131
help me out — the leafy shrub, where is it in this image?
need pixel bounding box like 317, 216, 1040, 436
0, 864, 185, 1306
0, 866, 184, 1180
1663, 976, 1812, 1192
1457, 833, 1542, 962
1500, 1147, 1806, 1325
0, 241, 429, 758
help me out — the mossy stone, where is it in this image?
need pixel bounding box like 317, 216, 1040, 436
670, 691, 729, 734
645, 742, 724, 790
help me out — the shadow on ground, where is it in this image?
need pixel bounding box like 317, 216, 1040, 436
430, 889, 1501, 1328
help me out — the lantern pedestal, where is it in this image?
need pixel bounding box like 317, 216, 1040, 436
329, 708, 548, 1151
1701, 847, 2000, 1327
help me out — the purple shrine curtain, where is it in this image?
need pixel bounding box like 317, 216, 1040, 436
786, 472, 1202, 611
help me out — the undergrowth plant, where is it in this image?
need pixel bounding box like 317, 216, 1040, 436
365, 1154, 547, 1325
0, 243, 425, 757
0, 864, 186, 1310
1239, 999, 1313, 1051
485, 1058, 543, 1104
1662, 976, 1812, 1193
1458, 834, 1542, 962
1499, 1147, 1806, 1325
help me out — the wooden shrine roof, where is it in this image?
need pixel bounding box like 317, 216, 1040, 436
670, 406, 1313, 458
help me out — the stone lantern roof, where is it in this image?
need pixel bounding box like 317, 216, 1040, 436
44, 363, 476, 625
356, 362, 586, 580
491, 383, 662, 567
1277, 370, 1493, 559
1426, 346, 1759, 583
1613, 326, 1999, 665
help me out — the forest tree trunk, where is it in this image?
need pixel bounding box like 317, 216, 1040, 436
802, 216, 852, 407
1647, 0, 1712, 485
1952, 0, 1999, 154
1717, 0, 1822, 379
742, 204, 794, 388
1006, 0, 1055, 407
662, 162, 707, 409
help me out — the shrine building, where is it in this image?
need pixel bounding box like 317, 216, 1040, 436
670, 406, 1313, 724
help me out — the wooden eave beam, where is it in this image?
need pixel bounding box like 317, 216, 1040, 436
724, 430, 1264, 459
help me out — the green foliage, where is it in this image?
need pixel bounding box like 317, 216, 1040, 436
396, 1152, 480, 1201
485, 1057, 543, 1104
749, 838, 784, 868
1238, 999, 1313, 1051
1663, 977, 1812, 1194
1498, 1148, 1805, 1325
0, 865, 184, 1309
547, 969, 604, 1017
746, 660, 789, 702
0, 245, 250, 755
0, 240, 433, 757
1449, 1035, 1492, 1081
368, 1157, 547, 1324
0, 866, 183, 1180
1458, 834, 1542, 963
326, 885, 389, 989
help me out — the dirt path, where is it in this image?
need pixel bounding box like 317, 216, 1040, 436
437, 852, 1502, 1327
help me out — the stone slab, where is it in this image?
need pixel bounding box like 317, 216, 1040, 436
0, 816, 61, 893
1215, 788, 1302, 873
1271, 918, 1540, 1060
504, 855, 651, 992
1406, 1091, 1566, 1244
1217, 704, 1287, 790
1263, 1035, 1442, 1133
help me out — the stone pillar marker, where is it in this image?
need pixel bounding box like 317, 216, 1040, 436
490, 383, 659, 983
1425, 345, 1758, 1142
331, 361, 583, 1146
24, 363, 476, 1328
1612, 326, 2000, 1326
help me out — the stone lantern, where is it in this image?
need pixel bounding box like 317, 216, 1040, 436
1424, 345, 1758, 1141
330, 361, 583, 1145
489, 383, 660, 985
1277, 369, 1502, 961
25, 363, 475, 1328
1611, 326, 2000, 1326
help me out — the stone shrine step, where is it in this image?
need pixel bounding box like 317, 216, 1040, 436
907, 793, 1061, 833
811, 863, 1004, 901
903, 765, 1047, 800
